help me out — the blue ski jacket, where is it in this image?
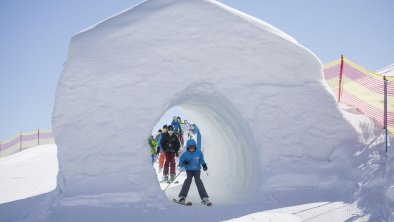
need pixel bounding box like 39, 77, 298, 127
192, 124, 201, 151
171, 120, 182, 134
178, 149, 206, 171
157, 134, 163, 152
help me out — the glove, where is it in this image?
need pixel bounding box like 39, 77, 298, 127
202, 163, 208, 171
176, 152, 179, 157
183, 160, 190, 165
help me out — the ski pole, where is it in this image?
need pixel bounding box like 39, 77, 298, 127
164, 169, 184, 191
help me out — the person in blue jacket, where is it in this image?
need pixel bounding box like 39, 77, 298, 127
171, 116, 182, 135
171, 116, 183, 146
189, 124, 201, 151
177, 139, 210, 205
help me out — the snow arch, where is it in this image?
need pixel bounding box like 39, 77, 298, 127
52, 0, 358, 207
164, 86, 260, 203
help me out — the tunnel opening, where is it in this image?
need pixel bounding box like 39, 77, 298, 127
150, 90, 260, 204
150, 106, 200, 199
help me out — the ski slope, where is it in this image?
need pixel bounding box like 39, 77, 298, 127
0, 143, 369, 221
0, 105, 393, 221
0, 144, 58, 204
0, 0, 393, 221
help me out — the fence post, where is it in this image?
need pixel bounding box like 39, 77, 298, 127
384, 76, 387, 130
384, 76, 388, 153
338, 55, 344, 102
38, 129, 40, 146
20, 132, 22, 152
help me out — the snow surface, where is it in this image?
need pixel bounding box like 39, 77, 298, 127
0, 144, 58, 204
0, 144, 372, 221
0, 0, 393, 221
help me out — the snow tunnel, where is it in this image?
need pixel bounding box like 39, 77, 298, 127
52, 0, 358, 208
155, 90, 260, 204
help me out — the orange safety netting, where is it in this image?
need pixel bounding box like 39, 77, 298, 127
323, 56, 394, 133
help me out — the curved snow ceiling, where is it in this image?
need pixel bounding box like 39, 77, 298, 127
164, 89, 260, 204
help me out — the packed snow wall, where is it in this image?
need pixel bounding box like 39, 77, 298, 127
53, 0, 359, 206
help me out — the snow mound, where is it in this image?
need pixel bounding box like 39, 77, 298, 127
0, 0, 385, 221
0, 145, 58, 204
51, 0, 361, 208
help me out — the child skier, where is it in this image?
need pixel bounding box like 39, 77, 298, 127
177, 139, 211, 205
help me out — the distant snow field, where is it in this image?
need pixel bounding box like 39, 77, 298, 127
0, 144, 58, 204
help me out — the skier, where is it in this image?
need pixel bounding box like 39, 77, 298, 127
157, 125, 167, 173
171, 116, 183, 146
155, 129, 162, 161
155, 129, 162, 141
160, 125, 180, 182
148, 135, 157, 165
177, 139, 210, 206
176, 116, 184, 146
179, 119, 189, 153
171, 116, 181, 134
181, 120, 191, 134
189, 124, 202, 151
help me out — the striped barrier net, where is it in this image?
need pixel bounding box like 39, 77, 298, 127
0, 130, 54, 158
323, 56, 394, 133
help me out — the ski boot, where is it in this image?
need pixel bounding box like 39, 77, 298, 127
178, 196, 186, 204
201, 197, 212, 206
163, 174, 169, 183
170, 174, 176, 182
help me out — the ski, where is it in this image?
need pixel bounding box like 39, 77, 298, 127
167, 180, 179, 184
173, 199, 192, 206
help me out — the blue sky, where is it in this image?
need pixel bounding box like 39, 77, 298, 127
0, 0, 393, 140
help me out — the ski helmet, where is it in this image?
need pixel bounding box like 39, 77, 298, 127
167, 125, 175, 131
186, 139, 197, 151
